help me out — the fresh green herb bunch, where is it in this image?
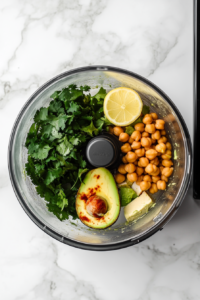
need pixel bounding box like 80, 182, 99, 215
25, 85, 111, 221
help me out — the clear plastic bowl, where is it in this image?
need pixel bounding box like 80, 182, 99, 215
8, 66, 192, 251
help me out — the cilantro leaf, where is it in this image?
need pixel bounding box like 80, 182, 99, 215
101, 116, 113, 126
95, 118, 104, 131
92, 87, 107, 101
131, 117, 143, 127
125, 126, 135, 135
51, 127, 63, 139
50, 91, 60, 100
34, 107, 48, 122
56, 136, 73, 156
69, 136, 80, 146
80, 85, 90, 91
77, 154, 87, 168
40, 124, 53, 139
67, 102, 80, 113
57, 189, 68, 211
58, 88, 71, 101
25, 123, 39, 146
28, 142, 52, 160
48, 114, 68, 131
81, 121, 98, 137
58, 87, 83, 101
49, 99, 65, 114
44, 168, 63, 185
142, 105, 150, 116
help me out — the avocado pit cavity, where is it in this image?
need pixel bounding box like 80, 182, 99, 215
86, 195, 108, 218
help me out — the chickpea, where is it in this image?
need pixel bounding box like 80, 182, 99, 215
143, 114, 153, 124
145, 164, 158, 174
161, 150, 172, 160
131, 141, 141, 150
127, 173, 138, 183
126, 151, 138, 163
113, 126, 124, 136
149, 183, 158, 194
128, 136, 134, 144
141, 137, 152, 148
161, 130, 166, 135
155, 143, 166, 154
161, 175, 168, 182
158, 136, 167, 144
119, 132, 129, 142
157, 180, 166, 190
139, 157, 149, 167
145, 124, 156, 134
121, 143, 131, 153
125, 163, 136, 174
166, 142, 172, 150
150, 112, 158, 120
108, 126, 114, 134
145, 149, 158, 160
136, 167, 144, 176
151, 130, 161, 140
155, 119, 165, 130
122, 156, 128, 164
142, 132, 150, 137
150, 168, 160, 176
143, 175, 152, 182
162, 167, 174, 177
151, 157, 160, 166
115, 173, 125, 184
118, 164, 127, 174
152, 176, 160, 183
134, 123, 145, 132
136, 175, 144, 184
162, 160, 173, 167
131, 130, 141, 141
140, 181, 151, 191
135, 148, 145, 157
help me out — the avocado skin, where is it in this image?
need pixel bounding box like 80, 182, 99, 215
76, 168, 120, 229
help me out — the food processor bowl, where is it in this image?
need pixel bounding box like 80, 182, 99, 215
8, 66, 192, 250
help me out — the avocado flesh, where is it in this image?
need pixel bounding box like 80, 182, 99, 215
76, 168, 120, 229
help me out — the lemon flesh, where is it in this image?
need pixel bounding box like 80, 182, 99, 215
104, 87, 143, 126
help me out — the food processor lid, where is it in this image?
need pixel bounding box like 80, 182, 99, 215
85, 134, 120, 168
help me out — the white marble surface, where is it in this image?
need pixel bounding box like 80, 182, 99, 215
0, 0, 198, 299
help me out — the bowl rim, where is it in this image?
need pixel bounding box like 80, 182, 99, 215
7, 65, 192, 251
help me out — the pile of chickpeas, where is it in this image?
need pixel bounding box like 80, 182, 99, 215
111, 113, 174, 194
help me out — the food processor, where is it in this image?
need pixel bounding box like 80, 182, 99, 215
8, 66, 192, 250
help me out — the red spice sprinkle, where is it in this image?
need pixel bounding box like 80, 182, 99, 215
94, 185, 100, 191
94, 174, 100, 179
87, 188, 96, 198
79, 215, 90, 222
80, 193, 88, 201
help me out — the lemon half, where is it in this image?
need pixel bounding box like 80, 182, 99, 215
104, 87, 143, 126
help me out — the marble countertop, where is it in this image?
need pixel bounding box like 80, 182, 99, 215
1, 0, 199, 299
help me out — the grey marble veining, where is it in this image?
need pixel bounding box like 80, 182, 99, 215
0, 0, 197, 299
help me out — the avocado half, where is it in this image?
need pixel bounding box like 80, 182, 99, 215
76, 168, 120, 229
